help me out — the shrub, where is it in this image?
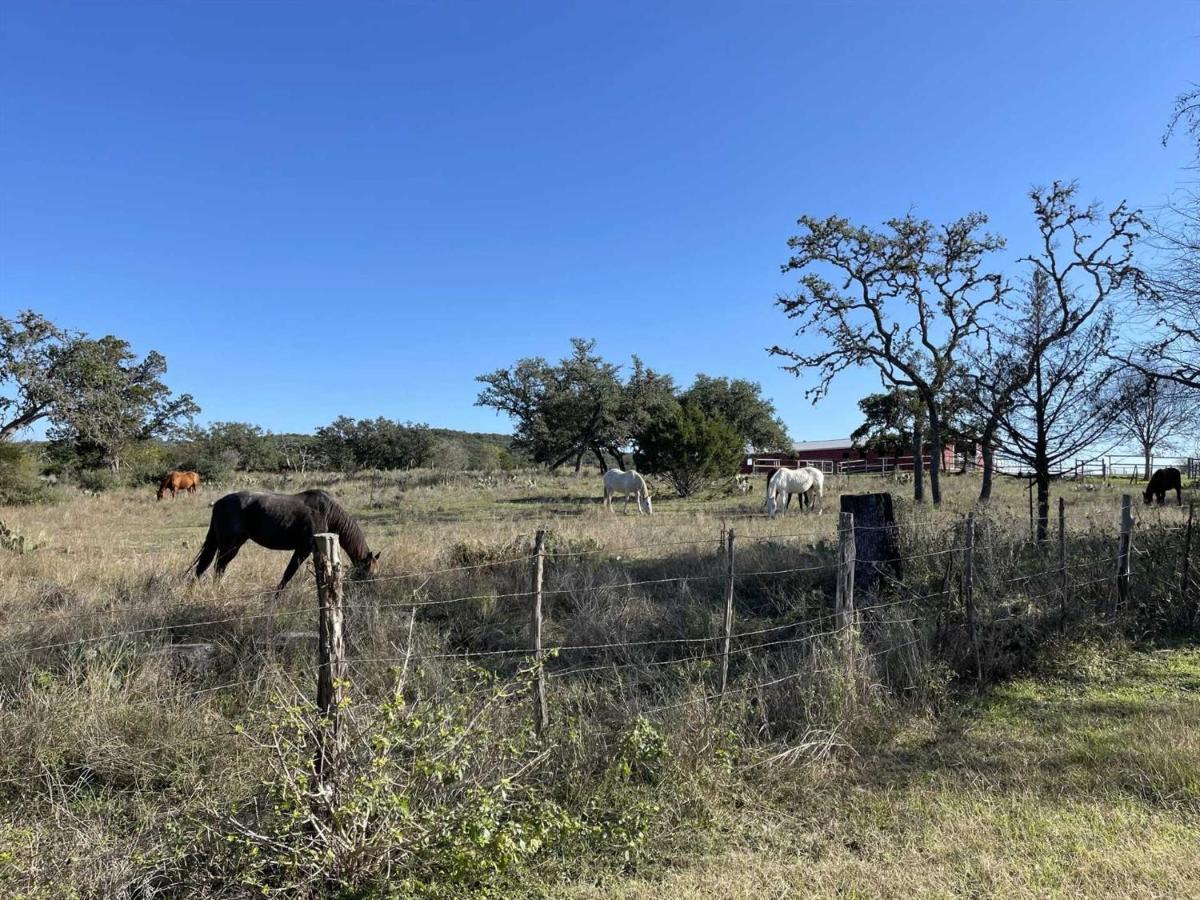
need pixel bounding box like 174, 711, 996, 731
0, 443, 50, 504
633, 402, 744, 497
75, 467, 120, 493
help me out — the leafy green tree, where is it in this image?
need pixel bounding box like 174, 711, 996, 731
851, 389, 923, 459
477, 338, 672, 472
46, 335, 198, 472
633, 402, 743, 497
314, 416, 359, 471
1, 311, 88, 440
681, 375, 789, 451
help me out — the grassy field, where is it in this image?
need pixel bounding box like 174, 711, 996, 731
0, 469, 1196, 897
568, 645, 1200, 899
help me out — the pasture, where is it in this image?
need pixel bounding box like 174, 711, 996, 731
0, 469, 1197, 897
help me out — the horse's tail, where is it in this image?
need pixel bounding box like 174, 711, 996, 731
188, 527, 219, 579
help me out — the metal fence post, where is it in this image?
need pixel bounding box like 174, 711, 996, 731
530, 529, 548, 740
720, 528, 736, 697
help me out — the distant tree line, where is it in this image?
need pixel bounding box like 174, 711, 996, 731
168, 420, 522, 480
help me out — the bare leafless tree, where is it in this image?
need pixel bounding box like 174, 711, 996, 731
968, 183, 1146, 516
1114, 371, 1197, 478
770, 212, 1006, 504
996, 271, 1125, 542
1116, 84, 1200, 391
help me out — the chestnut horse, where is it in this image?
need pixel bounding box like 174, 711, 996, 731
157, 470, 201, 500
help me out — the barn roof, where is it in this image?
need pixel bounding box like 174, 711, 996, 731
790, 438, 856, 453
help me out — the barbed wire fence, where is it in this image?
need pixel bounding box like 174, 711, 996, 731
0, 494, 1194, 800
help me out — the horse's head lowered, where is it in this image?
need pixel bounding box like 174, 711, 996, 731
351, 550, 382, 580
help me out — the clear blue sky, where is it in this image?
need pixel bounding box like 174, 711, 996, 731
2, 2, 1196, 441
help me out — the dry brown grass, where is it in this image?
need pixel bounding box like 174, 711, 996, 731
0, 468, 1195, 897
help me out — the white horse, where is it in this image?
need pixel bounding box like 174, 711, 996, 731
798, 466, 825, 511
603, 469, 653, 514
766, 466, 824, 518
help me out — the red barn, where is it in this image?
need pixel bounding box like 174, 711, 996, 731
741, 438, 961, 476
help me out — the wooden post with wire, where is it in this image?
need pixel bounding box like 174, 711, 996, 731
1058, 497, 1068, 633
530, 529, 548, 740
720, 528, 736, 697
1115, 494, 1134, 617
313, 532, 347, 788
963, 512, 979, 682
835, 512, 855, 631
1181, 502, 1195, 625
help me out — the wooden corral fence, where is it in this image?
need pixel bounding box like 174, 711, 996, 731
837, 455, 936, 476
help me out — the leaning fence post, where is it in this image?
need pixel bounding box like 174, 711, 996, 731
313, 532, 347, 788
530, 529, 548, 740
963, 513, 979, 682
1182, 502, 1195, 624
1058, 497, 1068, 633
1115, 494, 1134, 617
720, 528, 736, 697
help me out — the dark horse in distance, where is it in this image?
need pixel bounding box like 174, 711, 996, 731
192, 490, 380, 589
1144, 467, 1183, 506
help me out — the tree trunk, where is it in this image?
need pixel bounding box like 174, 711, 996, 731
592, 447, 608, 473
1144, 446, 1152, 481
573, 450, 583, 474
912, 422, 925, 504
979, 425, 996, 502
927, 406, 942, 505
1033, 355, 1050, 542
1036, 471, 1050, 543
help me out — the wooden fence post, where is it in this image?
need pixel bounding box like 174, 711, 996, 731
1115, 494, 1133, 617
1182, 502, 1195, 624
1058, 497, 1068, 633
530, 529, 548, 740
836, 512, 855, 631
720, 528, 736, 697
963, 513, 979, 682
313, 532, 347, 787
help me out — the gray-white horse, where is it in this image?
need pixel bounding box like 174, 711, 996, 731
603, 469, 653, 514
766, 466, 824, 518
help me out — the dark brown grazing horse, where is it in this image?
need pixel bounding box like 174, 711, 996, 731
191, 489, 380, 589
1144, 467, 1183, 506
158, 470, 201, 500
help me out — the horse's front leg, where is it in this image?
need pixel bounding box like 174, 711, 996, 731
278, 548, 312, 590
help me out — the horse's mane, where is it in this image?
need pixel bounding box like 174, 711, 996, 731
300, 491, 371, 561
